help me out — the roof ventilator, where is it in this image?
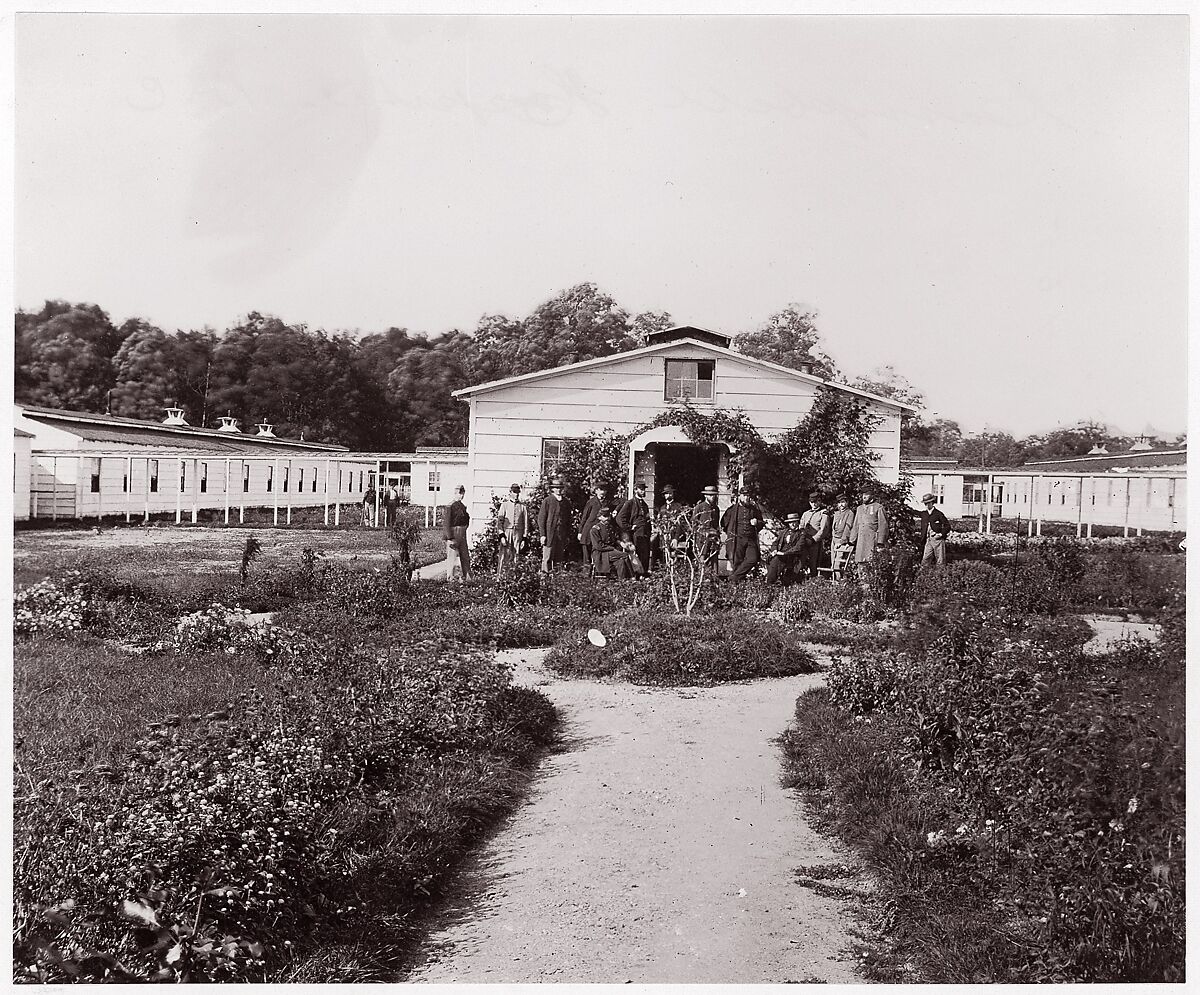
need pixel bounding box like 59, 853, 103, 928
162, 407, 189, 426
256, 422, 276, 438
217, 416, 241, 433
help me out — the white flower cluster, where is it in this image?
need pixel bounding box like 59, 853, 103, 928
13, 579, 88, 638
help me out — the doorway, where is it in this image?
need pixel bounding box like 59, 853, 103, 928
653, 443, 721, 509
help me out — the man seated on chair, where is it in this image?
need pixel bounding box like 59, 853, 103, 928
798, 491, 832, 579
589, 506, 631, 580
765, 512, 807, 585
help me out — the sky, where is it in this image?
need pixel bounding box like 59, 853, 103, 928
13, 11, 1189, 438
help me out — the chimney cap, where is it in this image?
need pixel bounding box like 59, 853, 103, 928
162, 406, 189, 426
217, 415, 241, 433
256, 421, 276, 438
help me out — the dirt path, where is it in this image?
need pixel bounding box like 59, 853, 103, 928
407, 649, 864, 984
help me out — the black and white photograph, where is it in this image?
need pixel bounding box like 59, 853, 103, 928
6, 2, 1190, 985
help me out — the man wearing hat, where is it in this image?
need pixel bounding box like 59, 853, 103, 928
919, 492, 951, 569
849, 483, 889, 565
616, 479, 652, 576
588, 506, 631, 580
765, 512, 808, 585
654, 484, 688, 565
830, 493, 856, 577
691, 484, 722, 578
578, 482, 609, 576
442, 484, 474, 582
721, 488, 764, 583
798, 491, 832, 579
537, 475, 574, 574
495, 483, 528, 579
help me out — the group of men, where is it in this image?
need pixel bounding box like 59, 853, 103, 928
482, 476, 952, 583
361, 482, 404, 528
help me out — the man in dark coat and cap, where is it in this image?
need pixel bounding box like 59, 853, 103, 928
537, 476, 574, 573
616, 479, 652, 576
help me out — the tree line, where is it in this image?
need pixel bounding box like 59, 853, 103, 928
13, 284, 1161, 463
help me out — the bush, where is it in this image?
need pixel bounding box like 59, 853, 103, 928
13, 570, 559, 983
788, 596, 1184, 983
545, 609, 819, 685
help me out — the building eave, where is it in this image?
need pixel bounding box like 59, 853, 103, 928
451, 338, 915, 411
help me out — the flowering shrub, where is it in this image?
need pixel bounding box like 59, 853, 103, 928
793, 595, 1184, 982
13, 564, 559, 982
13, 577, 90, 638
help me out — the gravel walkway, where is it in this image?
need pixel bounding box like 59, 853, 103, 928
406, 648, 864, 984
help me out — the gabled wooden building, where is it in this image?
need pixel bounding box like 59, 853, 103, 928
452, 325, 913, 535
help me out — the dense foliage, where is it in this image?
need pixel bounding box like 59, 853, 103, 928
12, 561, 559, 983
18, 293, 1169, 459
779, 550, 1185, 983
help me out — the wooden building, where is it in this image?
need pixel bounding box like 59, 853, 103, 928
14, 404, 377, 525
14, 427, 33, 521
452, 325, 912, 536
905, 447, 1187, 535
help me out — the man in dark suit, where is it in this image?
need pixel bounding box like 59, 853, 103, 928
442, 484, 473, 582
919, 492, 951, 568
537, 475, 573, 574
616, 479, 652, 576
721, 488, 764, 583
578, 483, 609, 576
654, 483, 688, 566
765, 512, 807, 585
691, 484, 722, 579
589, 507, 631, 580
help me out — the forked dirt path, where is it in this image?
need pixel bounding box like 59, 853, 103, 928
407, 648, 864, 984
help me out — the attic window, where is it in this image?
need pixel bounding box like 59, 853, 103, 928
665, 359, 715, 402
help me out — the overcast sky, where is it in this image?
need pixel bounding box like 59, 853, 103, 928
14, 13, 1188, 437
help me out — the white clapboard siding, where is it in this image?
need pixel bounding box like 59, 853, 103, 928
462, 341, 905, 532
14, 436, 32, 520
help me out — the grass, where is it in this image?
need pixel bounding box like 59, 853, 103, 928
11, 533, 555, 984
546, 608, 820, 685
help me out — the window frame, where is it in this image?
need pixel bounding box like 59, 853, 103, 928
664, 358, 716, 403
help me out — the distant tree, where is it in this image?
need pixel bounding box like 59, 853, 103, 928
630, 310, 674, 346
904, 417, 964, 459
357, 326, 423, 384
15, 300, 127, 411
958, 431, 1027, 469
497, 283, 639, 379
733, 304, 838, 378
1020, 421, 1132, 461
387, 331, 479, 447
109, 322, 217, 424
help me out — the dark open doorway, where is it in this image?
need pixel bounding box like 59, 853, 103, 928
653, 444, 721, 509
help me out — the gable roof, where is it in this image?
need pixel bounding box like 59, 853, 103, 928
451, 337, 916, 411
16, 404, 349, 453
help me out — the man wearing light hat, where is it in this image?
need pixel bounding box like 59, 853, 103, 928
691, 484, 722, 578
798, 491, 832, 579
495, 483, 527, 579
537, 475, 574, 573
919, 491, 951, 568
